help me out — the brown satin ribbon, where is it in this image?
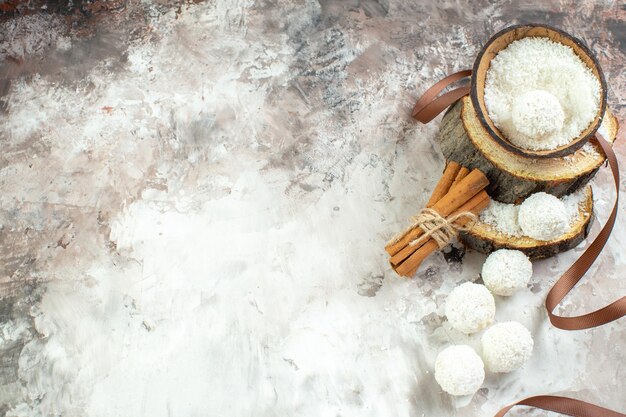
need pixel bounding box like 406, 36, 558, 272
411, 69, 472, 123
546, 134, 626, 330
412, 71, 626, 417
494, 395, 625, 417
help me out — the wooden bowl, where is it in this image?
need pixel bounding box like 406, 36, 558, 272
470, 24, 607, 159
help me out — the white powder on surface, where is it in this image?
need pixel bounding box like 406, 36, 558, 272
481, 249, 532, 296
479, 188, 587, 239
484, 37, 601, 151
434, 345, 485, 396
518, 192, 568, 241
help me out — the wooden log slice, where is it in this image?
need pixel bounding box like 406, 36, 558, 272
437, 96, 619, 203
459, 186, 594, 259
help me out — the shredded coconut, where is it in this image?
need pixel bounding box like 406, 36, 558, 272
434, 345, 485, 396
445, 283, 495, 334
560, 189, 589, 221
484, 37, 601, 151
480, 189, 587, 240
578, 141, 600, 158
481, 322, 534, 373
480, 200, 523, 236
481, 249, 532, 296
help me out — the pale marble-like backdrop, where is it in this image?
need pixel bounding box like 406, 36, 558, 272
0, 1, 625, 416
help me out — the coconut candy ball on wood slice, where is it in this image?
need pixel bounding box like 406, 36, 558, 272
518, 192, 569, 241
437, 96, 618, 203
459, 186, 593, 259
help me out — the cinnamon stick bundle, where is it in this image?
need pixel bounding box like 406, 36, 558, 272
386, 162, 490, 277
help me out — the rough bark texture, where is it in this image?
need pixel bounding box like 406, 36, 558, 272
459, 186, 594, 259
437, 97, 618, 203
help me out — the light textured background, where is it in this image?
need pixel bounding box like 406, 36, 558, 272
0, 1, 625, 416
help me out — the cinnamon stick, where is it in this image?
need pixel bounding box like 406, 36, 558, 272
451, 166, 470, 187
426, 161, 462, 207
385, 169, 489, 257
394, 192, 490, 276
390, 190, 490, 266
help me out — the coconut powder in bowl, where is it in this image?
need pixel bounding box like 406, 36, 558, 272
484, 37, 601, 151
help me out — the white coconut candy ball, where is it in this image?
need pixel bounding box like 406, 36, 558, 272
445, 282, 495, 334
435, 345, 485, 396
511, 90, 565, 142
518, 192, 568, 241
481, 322, 534, 373
482, 249, 533, 296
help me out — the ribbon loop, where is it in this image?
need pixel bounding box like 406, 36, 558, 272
412, 69, 472, 123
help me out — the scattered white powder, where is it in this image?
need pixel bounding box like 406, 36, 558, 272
480, 188, 587, 239
484, 37, 601, 151
434, 345, 485, 396
480, 200, 523, 236
481, 249, 532, 296
445, 283, 495, 334
561, 189, 589, 221
577, 141, 600, 158
518, 192, 568, 241
481, 322, 534, 373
